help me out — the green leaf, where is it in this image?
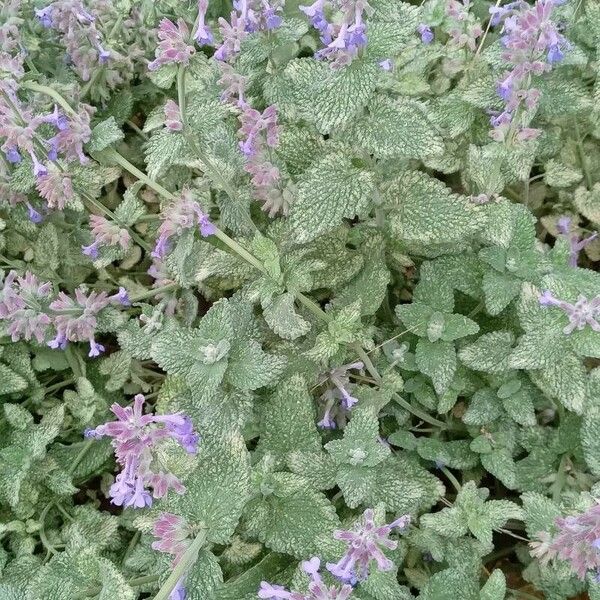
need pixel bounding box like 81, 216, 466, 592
87, 117, 124, 152
281, 58, 379, 134
479, 569, 506, 600
257, 375, 321, 461
458, 332, 515, 374
144, 129, 193, 180
0, 364, 28, 395
184, 550, 223, 600
581, 369, 600, 475
243, 472, 340, 559
288, 152, 375, 243
415, 339, 457, 395
262, 293, 311, 340
161, 426, 251, 544
349, 96, 444, 160
226, 339, 287, 391
384, 171, 483, 250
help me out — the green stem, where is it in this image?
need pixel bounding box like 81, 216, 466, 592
393, 394, 448, 430
80, 574, 161, 598
152, 528, 207, 600
130, 283, 179, 302
440, 466, 462, 492
551, 454, 569, 502
574, 118, 593, 189
21, 81, 78, 116
68, 439, 94, 475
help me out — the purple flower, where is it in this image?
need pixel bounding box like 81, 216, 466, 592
81, 242, 99, 259
148, 18, 196, 71
417, 23, 433, 44
27, 204, 43, 223
259, 557, 353, 599
153, 188, 215, 258
114, 287, 131, 306
538, 290, 600, 334
556, 216, 598, 267
316, 361, 363, 429
543, 504, 600, 579
42, 105, 69, 131
0, 271, 53, 343
194, 0, 214, 45
170, 579, 187, 600
49, 287, 112, 354
303, 0, 371, 68
164, 100, 183, 131
152, 513, 192, 564
86, 394, 199, 507
326, 509, 410, 582
48, 332, 68, 349
378, 59, 393, 71
5, 146, 21, 163
88, 339, 105, 358
490, 0, 568, 142
35, 6, 54, 28
87, 214, 131, 253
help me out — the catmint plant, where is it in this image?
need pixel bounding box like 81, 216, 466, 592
1, 0, 600, 599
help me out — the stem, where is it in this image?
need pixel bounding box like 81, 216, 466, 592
440, 466, 462, 492
394, 394, 449, 430
68, 439, 94, 475
130, 283, 179, 302
79, 574, 161, 598
21, 81, 78, 116
551, 454, 569, 502
152, 528, 207, 600
574, 118, 593, 189
44, 378, 75, 394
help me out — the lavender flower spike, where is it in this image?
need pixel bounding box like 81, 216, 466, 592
539, 290, 600, 334
417, 23, 433, 44
258, 557, 353, 599
194, 0, 214, 45
544, 504, 600, 579
86, 394, 200, 507
557, 216, 598, 267
326, 509, 410, 582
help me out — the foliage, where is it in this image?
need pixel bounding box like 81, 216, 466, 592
0, 0, 599, 599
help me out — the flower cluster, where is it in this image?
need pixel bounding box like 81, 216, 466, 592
148, 18, 196, 71
152, 513, 193, 600
151, 188, 216, 260
489, 0, 568, 143
238, 104, 284, 210
327, 509, 410, 582
82, 214, 132, 259
317, 361, 363, 429
543, 504, 600, 580
0, 270, 129, 356
259, 557, 353, 600
0, 0, 25, 83
85, 394, 199, 507
445, 0, 483, 52
36, 167, 75, 210
164, 100, 183, 131
300, 0, 371, 69
539, 290, 600, 334
258, 510, 409, 598
0, 87, 93, 184
36, 1, 113, 81
556, 217, 597, 267
214, 0, 283, 62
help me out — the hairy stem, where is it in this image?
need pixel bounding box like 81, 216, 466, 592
152, 528, 207, 600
